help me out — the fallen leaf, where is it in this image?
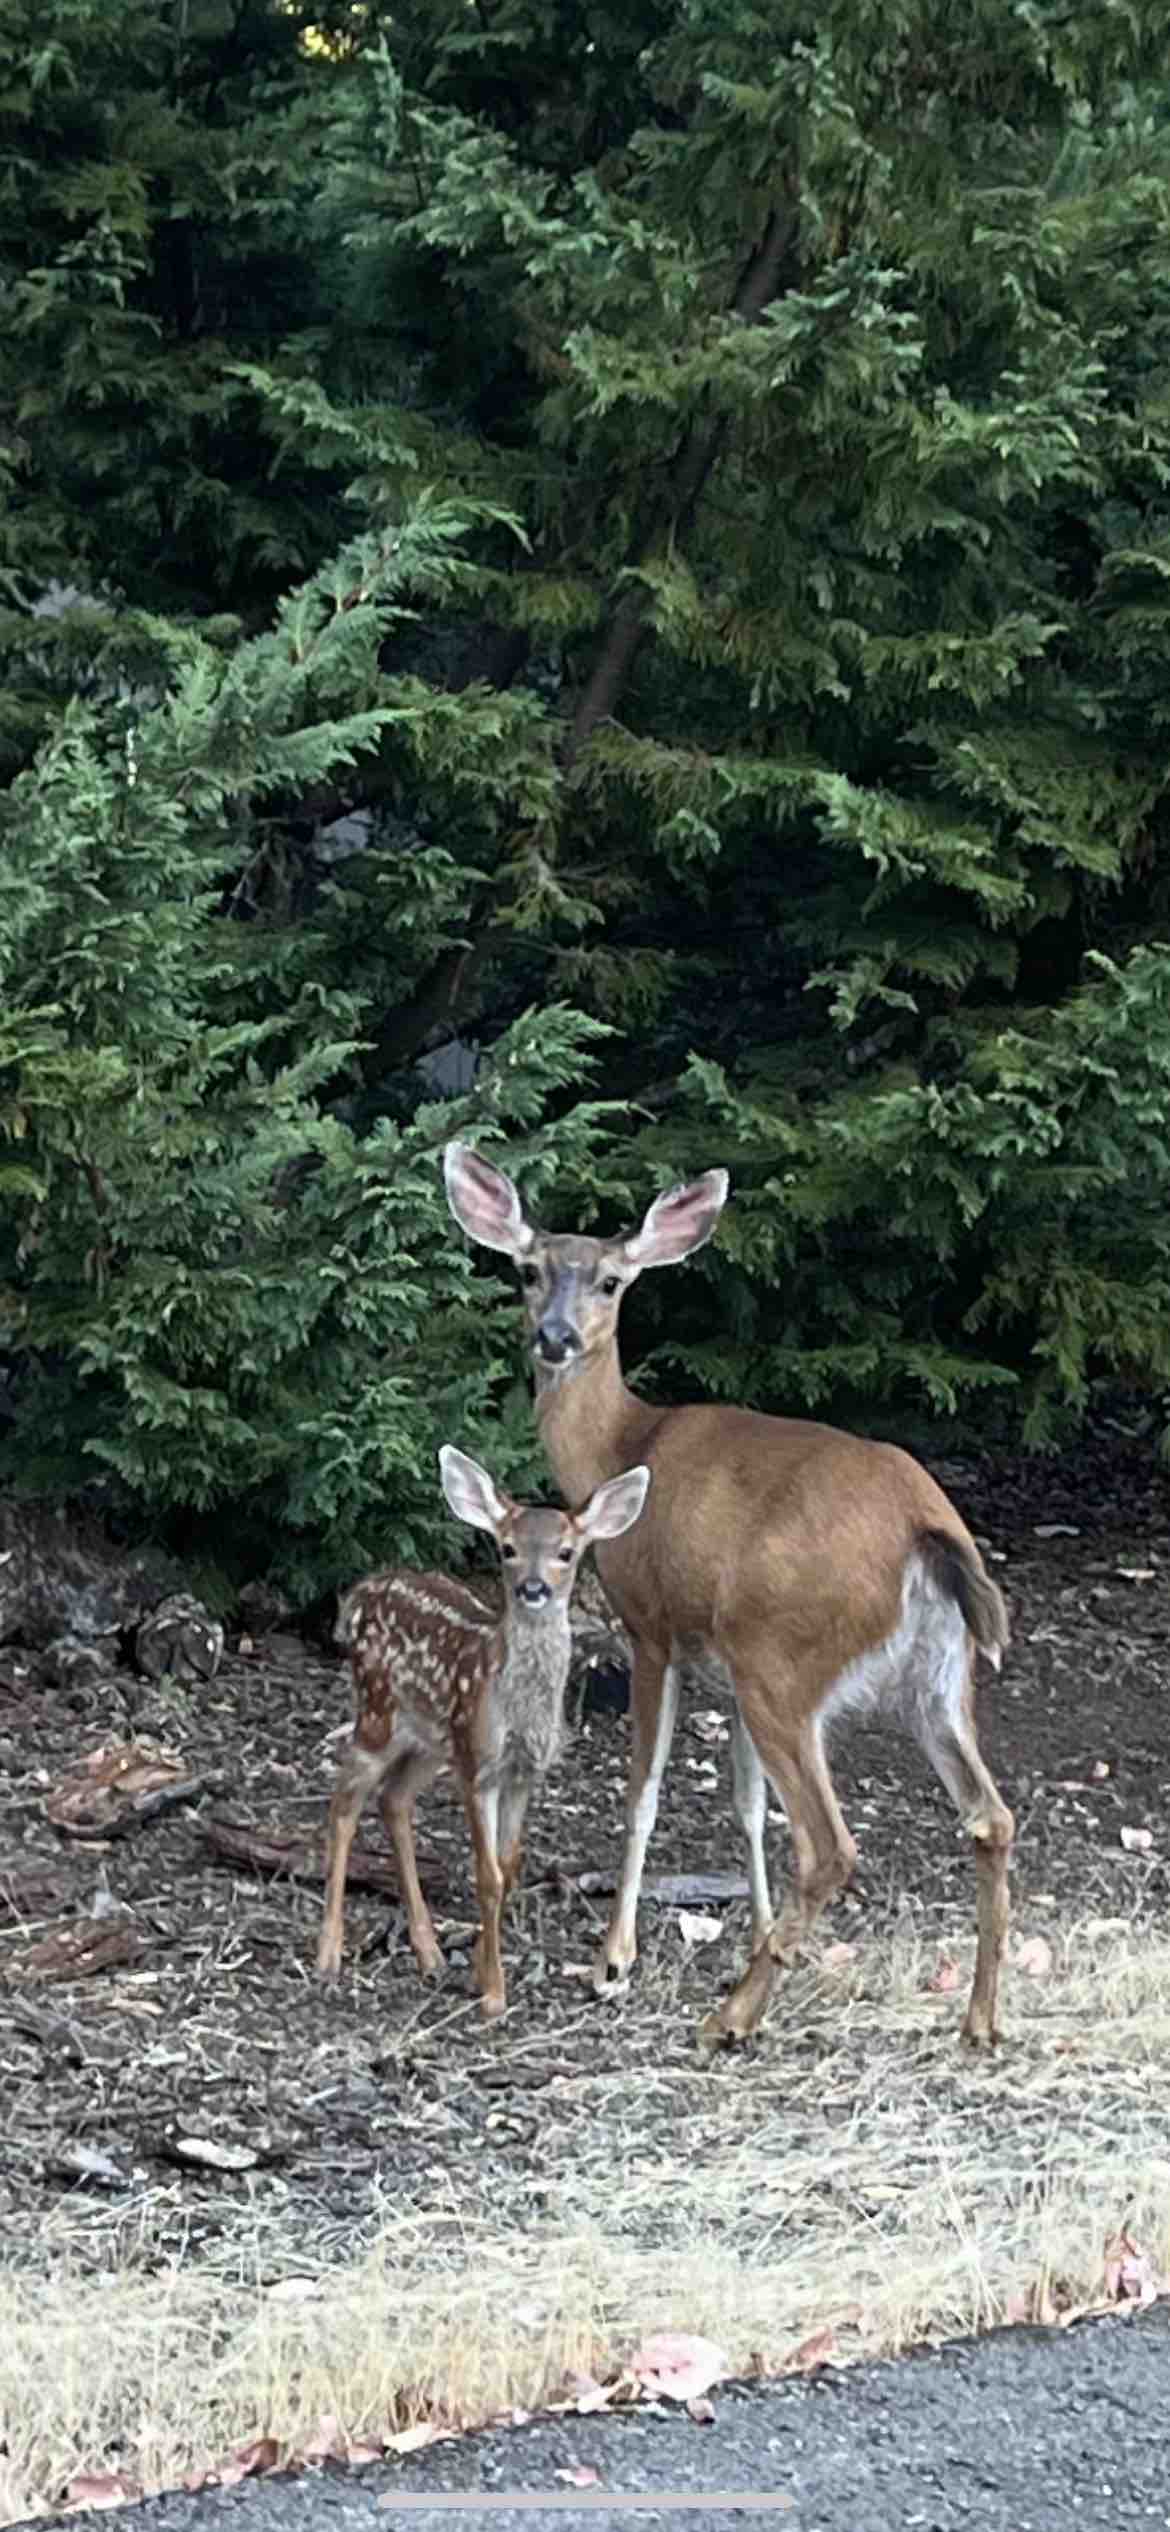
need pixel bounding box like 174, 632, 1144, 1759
821, 1942, 857, 1974
165, 2135, 259, 2174
926, 1955, 960, 1994
629, 2332, 726, 2403
691, 1711, 729, 1744
560, 1962, 596, 1981
9, 1918, 141, 1985
1116, 1567, 1156, 1582
1092, 1760, 1111, 1781
1083, 1916, 1130, 1940
786, 2327, 837, 2374
265, 2276, 323, 2303
1103, 2226, 1163, 2309
1033, 1523, 1080, 1539
63, 2474, 144, 2512
677, 1910, 722, 1947
384, 2423, 448, 2457
1120, 1826, 1154, 1854
210, 2437, 281, 2488
686, 2395, 717, 2424
47, 2142, 130, 2191
555, 2467, 602, 2488
1015, 1936, 1053, 1978
567, 2373, 613, 2415
45, 1742, 192, 1838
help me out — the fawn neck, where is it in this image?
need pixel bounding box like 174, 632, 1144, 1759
537, 1338, 661, 1507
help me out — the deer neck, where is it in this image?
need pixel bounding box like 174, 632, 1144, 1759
537, 1341, 658, 1506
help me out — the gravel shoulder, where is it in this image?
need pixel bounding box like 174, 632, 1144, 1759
37, 2304, 1170, 2532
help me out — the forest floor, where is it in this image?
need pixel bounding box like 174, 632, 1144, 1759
4, 1435, 1170, 2521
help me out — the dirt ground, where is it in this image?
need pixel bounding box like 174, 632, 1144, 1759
3, 1433, 1169, 2274
3, 1433, 1170, 2516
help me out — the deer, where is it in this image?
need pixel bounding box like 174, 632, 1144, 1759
316, 1443, 650, 2017
443, 1143, 1014, 2052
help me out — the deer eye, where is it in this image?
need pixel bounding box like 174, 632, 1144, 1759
599, 1275, 621, 1298
556, 1545, 574, 1565
521, 1262, 541, 1288
501, 1543, 518, 1561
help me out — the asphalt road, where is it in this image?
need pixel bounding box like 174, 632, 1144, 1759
45, 2305, 1170, 2532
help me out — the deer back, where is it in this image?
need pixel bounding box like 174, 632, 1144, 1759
340, 1569, 503, 1751
568, 1406, 1001, 1709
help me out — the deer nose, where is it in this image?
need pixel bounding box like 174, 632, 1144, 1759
516, 1578, 551, 1607
535, 1316, 580, 1364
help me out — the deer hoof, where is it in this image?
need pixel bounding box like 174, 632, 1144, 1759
591, 1943, 636, 1999
960, 2016, 1002, 2051
479, 1989, 507, 2021
316, 1942, 342, 1984
697, 2006, 751, 2056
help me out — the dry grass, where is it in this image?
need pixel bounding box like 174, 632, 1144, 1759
5, 1909, 1170, 2524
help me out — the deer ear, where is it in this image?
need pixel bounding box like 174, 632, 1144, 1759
439, 1445, 510, 1534
577, 1464, 651, 1543
623, 1170, 729, 1269
443, 1142, 535, 1259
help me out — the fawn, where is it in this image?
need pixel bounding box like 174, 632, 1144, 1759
317, 1444, 650, 2017
444, 1143, 1014, 2052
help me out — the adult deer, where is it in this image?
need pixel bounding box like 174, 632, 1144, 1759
443, 1143, 1013, 2050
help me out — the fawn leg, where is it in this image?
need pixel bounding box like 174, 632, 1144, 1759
497, 1771, 533, 1899
701, 1692, 856, 2051
317, 1738, 388, 1980
594, 1647, 678, 1993
730, 1711, 775, 1949
463, 1779, 508, 2019
914, 1687, 1014, 2047
379, 1745, 445, 1980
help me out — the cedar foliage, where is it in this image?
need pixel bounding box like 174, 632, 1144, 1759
2, 0, 1170, 1591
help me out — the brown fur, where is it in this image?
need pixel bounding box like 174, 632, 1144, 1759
317, 1452, 648, 2018
444, 1145, 1016, 2050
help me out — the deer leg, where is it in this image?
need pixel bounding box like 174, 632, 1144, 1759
463, 1779, 508, 2019
594, 1649, 679, 1994
317, 1739, 389, 1980
730, 1711, 775, 1950
379, 1745, 446, 1980
700, 1705, 856, 2051
913, 1686, 1014, 2047
497, 1771, 533, 1899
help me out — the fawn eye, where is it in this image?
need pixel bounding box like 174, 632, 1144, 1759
501, 1543, 518, 1560
521, 1263, 541, 1288
556, 1546, 574, 1565
599, 1275, 621, 1298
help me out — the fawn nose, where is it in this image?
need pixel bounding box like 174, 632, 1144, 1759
516, 1578, 552, 1608
535, 1315, 581, 1365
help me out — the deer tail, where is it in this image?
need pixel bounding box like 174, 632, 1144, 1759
919, 1527, 1009, 1670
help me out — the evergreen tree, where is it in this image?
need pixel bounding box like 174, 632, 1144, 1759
4, 0, 1170, 1599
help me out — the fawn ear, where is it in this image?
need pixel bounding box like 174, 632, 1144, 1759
577, 1464, 651, 1544
439, 1445, 510, 1534
443, 1142, 535, 1259
623, 1170, 728, 1269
